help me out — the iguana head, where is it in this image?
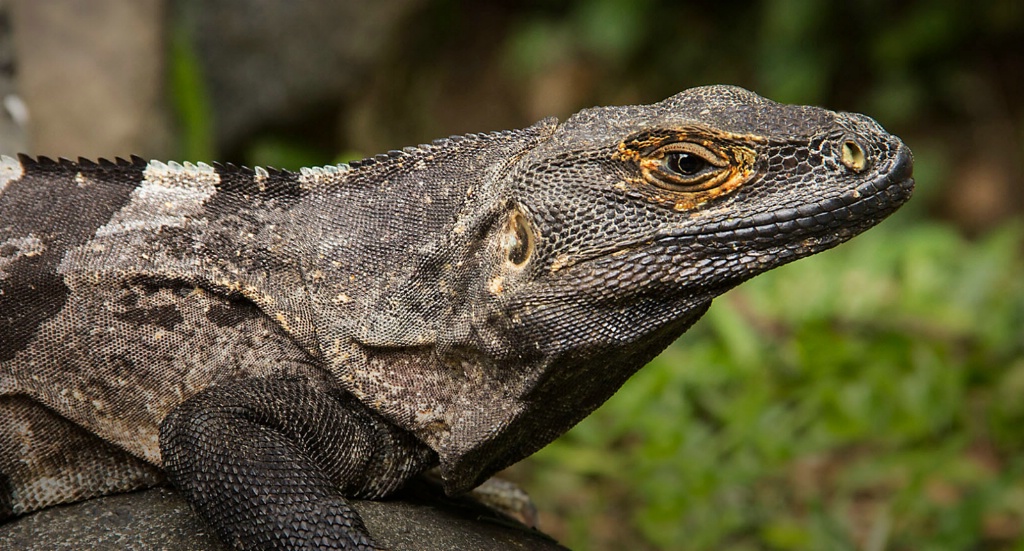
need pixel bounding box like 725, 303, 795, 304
480, 85, 913, 342
437, 85, 913, 492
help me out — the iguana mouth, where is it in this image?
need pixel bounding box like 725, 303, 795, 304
552, 144, 913, 272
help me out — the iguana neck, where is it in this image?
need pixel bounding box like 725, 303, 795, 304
283, 119, 557, 358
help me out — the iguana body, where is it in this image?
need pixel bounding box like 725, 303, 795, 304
0, 86, 914, 549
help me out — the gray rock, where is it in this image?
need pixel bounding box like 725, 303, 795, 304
0, 484, 567, 550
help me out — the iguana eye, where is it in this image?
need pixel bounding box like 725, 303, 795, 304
614, 128, 760, 211
646, 142, 729, 191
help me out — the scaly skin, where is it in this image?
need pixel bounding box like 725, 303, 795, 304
1, 86, 913, 549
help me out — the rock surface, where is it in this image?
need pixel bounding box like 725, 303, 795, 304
0, 484, 567, 550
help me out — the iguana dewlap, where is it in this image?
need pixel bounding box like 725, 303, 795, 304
0, 85, 913, 549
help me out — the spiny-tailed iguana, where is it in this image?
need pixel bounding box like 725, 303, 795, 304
0, 85, 914, 549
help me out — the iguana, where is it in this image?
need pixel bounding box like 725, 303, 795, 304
0, 85, 914, 550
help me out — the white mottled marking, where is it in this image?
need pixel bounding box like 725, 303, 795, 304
94, 159, 220, 237
253, 165, 268, 181
0, 234, 45, 279
74, 171, 93, 188
254, 166, 269, 191
13, 477, 76, 514
0, 155, 23, 194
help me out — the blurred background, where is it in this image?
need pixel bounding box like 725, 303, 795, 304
3, 1, 1023, 549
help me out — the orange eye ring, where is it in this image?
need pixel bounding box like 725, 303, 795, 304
615, 128, 761, 211
641, 142, 730, 192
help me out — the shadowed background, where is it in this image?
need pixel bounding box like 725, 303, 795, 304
3, 1, 1023, 549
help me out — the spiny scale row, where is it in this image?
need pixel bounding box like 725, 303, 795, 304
2, 127, 523, 177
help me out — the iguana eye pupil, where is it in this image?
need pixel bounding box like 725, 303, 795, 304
666, 152, 708, 176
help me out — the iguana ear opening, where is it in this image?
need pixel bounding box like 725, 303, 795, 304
502, 210, 535, 267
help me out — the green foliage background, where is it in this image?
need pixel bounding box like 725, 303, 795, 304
170, 1, 1024, 549
522, 222, 1024, 550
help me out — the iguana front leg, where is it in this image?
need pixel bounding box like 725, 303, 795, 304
159, 377, 437, 550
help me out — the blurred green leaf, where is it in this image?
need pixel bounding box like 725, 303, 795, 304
244, 136, 330, 172
169, 23, 214, 162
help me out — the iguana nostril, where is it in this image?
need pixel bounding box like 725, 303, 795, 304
841, 140, 867, 172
